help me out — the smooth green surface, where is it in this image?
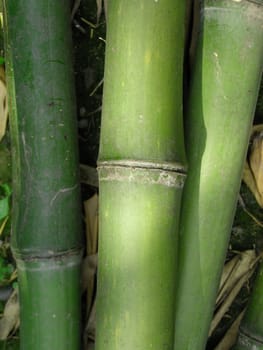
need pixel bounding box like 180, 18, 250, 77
96, 167, 185, 350
99, 0, 186, 164
96, 1, 186, 349
4, 0, 82, 256
17, 256, 81, 350
235, 263, 263, 349
174, 1, 263, 349
3, 1, 82, 349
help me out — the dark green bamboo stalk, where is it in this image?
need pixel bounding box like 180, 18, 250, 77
3, 1, 82, 349
234, 261, 263, 349
174, 1, 263, 349
96, 1, 186, 350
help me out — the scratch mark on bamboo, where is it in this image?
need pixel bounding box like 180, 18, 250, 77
50, 184, 78, 207
213, 51, 228, 101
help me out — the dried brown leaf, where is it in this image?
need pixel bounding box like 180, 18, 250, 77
249, 127, 263, 207
214, 309, 246, 350
243, 161, 258, 202
84, 194, 99, 255
210, 268, 253, 336
217, 255, 240, 303
210, 250, 258, 336
0, 290, 19, 340
71, 0, 81, 21
84, 301, 96, 349
81, 254, 97, 294
96, 0, 102, 24
243, 124, 263, 208
216, 250, 257, 306
104, 0, 108, 21
86, 299, 96, 340
83, 194, 99, 322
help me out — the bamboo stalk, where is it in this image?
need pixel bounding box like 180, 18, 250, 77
96, 1, 186, 349
3, 1, 82, 349
234, 261, 263, 349
174, 1, 263, 349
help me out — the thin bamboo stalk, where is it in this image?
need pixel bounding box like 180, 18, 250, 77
234, 261, 263, 349
96, 1, 186, 349
174, 1, 263, 349
3, 1, 82, 349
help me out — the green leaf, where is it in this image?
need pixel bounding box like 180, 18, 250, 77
0, 185, 11, 221
0, 185, 11, 199
0, 257, 14, 284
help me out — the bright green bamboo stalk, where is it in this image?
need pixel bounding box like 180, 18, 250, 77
174, 1, 263, 349
96, 2, 186, 350
234, 261, 263, 349
3, 1, 82, 349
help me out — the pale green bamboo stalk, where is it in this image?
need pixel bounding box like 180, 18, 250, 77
174, 1, 263, 349
96, 1, 186, 349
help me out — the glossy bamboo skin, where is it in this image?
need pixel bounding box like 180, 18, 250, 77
3, 1, 82, 349
98, 2, 186, 164
96, 1, 186, 349
174, 1, 263, 349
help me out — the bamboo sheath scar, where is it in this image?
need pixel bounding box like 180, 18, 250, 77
174, 1, 263, 349
95, 1, 186, 350
3, 1, 82, 349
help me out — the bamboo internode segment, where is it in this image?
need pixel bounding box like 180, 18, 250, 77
98, 2, 186, 166
4, 0, 82, 257
96, 169, 184, 350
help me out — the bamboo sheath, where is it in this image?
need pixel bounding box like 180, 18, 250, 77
174, 1, 263, 349
96, 2, 186, 350
3, 1, 82, 349
235, 261, 263, 349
